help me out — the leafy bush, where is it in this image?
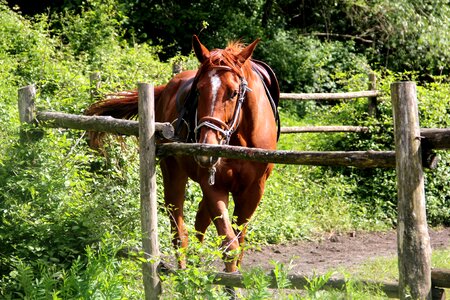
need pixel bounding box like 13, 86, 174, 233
1, 234, 143, 299
303, 72, 450, 227
336, 0, 450, 74
258, 31, 371, 93
0, 2, 169, 296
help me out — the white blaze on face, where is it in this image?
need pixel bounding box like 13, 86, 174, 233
209, 70, 221, 115
199, 70, 222, 144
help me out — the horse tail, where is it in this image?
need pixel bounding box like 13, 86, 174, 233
85, 84, 166, 149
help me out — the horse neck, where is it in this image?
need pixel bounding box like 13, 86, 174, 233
233, 68, 277, 148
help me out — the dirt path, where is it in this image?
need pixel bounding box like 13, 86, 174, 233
242, 227, 450, 274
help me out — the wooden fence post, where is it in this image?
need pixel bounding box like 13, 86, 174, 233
18, 84, 43, 141
90, 72, 101, 100
172, 61, 183, 75
368, 73, 377, 117
391, 82, 431, 300
18, 84, 36, 124
138, 83, 161, 299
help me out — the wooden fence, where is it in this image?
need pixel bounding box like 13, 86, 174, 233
280, 73, 378, 134
18, 81, 450, 300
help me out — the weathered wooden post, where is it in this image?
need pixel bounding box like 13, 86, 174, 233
90, 72, 101, 100
18, 84, 43, 141
172, 61, 183, 75
391, 82, 431, 300
138, 83, 161, 299
18, 84, 36, 124
368, 73, 377, 117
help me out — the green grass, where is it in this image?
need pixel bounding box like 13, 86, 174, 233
352, 247, 450, 282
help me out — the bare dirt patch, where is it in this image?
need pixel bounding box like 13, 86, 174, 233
241, 227, 450, 274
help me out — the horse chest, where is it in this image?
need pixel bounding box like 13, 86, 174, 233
216, 160, 266, 190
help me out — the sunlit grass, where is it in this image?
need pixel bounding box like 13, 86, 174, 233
349, 246, 450, 282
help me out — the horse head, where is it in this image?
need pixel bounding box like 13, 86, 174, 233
192, 35, 259, 169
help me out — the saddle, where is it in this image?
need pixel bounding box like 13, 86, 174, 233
174, 59, 280, 142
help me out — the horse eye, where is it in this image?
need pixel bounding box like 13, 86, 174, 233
230, 90, 238, 99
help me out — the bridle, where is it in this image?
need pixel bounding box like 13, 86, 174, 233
194, 76, 251, 145
193, 71, 251, 185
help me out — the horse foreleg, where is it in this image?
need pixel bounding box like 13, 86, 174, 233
232, 180, 266, 267
202, 187, 239, 272
194, 197, 211, 242
160, 158, 189, 268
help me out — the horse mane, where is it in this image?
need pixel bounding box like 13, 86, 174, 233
202, 41, 251, 76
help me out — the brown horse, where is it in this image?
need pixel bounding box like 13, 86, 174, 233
86, 35, 279, 272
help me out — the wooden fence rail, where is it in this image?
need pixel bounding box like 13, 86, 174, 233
280, 125, 369, 133
37, 111, 174, 139
278, 73, 379, 133
280, 90, 380, 101
208, 268, 450, 299
157, 143, 396, 168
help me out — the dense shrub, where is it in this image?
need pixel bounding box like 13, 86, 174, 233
303, 72, 450, 226
0, 2, 170, 297
257, 31, 371, 93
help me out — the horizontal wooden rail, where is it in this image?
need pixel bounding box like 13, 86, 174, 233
157, 143, 396, 168
281, 126, 369, 133
431, 268, 450, 288
421, 128, 450, 150
280, 126, 449, 150
210, 268, 450, 298
36, 111, 174, 139
36, 112, 448, 153
213, 271, 399, 298
280, 90, 380, 101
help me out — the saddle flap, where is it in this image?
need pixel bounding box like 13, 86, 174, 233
250, 59, 280, 108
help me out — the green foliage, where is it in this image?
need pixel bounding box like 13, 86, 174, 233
417, 81, 450, 225
1, 235, 143, 299
353, 246, 450, 284
117, 0, 276, 58
271, 260, 292, 290
304, 271, 333, 298
333, 0, 450, 73
258, 31, 371, 93
10, 0, 450, 76
55, 0, 128, 57
159, 236, 230, 299
241, 268, 272, 299
0, 1, 169, 297
313, 72, 450, 226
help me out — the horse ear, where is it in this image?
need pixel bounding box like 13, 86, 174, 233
192, 35, 210, 63
237, 38, 260, 64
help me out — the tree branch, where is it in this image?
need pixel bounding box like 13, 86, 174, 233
302, 32, 373, 43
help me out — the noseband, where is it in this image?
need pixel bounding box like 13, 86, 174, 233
194, 77, 251, 145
